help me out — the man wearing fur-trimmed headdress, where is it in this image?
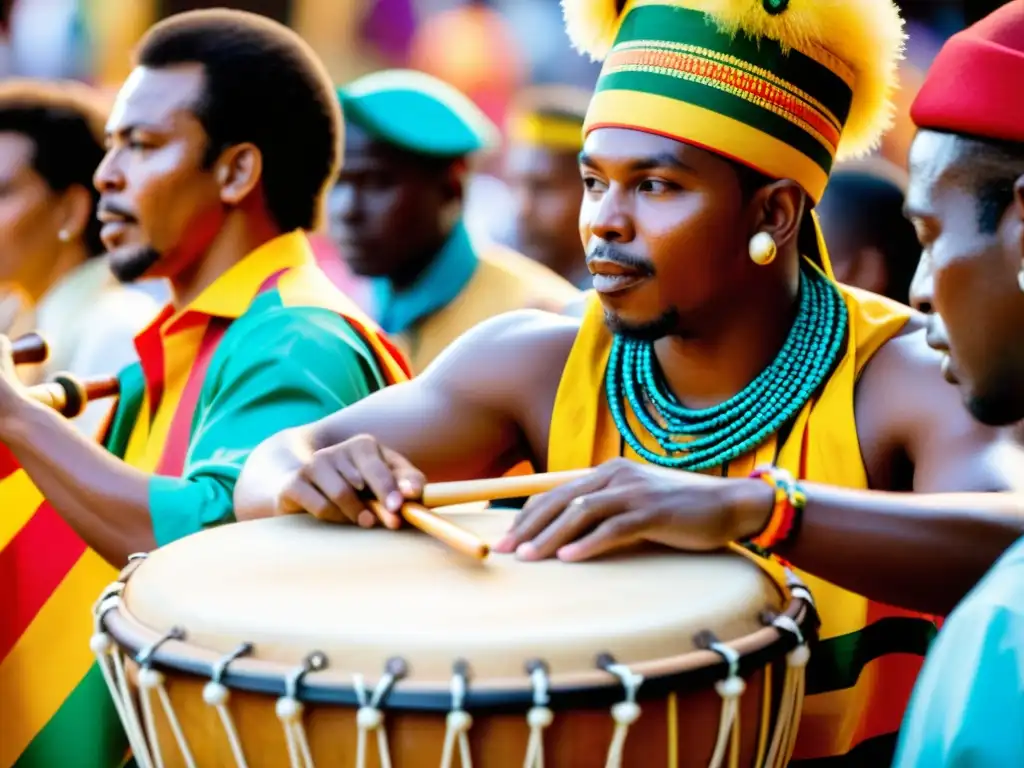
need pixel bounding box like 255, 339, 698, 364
238, 3, 1024, 764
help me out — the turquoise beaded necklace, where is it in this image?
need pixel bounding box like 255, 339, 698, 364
605, 263, 847, 471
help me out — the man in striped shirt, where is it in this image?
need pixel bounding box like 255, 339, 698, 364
0, 9, 408, 766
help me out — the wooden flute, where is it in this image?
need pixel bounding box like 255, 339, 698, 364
25, 374, 121, 418
9, 332, 120, 416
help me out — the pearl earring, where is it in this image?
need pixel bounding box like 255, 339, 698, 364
1017, 267, 1024, 293
58, 229, 71, 243
749, 232, 777, 266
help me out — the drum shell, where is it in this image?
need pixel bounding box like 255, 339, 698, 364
118, 656, 785, 767
98, 514, 812, 768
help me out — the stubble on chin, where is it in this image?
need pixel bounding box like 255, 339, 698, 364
108, 245, 162, 284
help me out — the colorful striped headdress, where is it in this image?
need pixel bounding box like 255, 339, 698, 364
564, 0, 906, 204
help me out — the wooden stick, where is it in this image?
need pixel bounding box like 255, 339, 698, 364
26, 373, 120, 417
422, 469, 593, 508
82, 376, 121, 402
368, 500, 489, 561
11, 332, 48, 366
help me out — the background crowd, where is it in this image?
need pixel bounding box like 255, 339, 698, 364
0, 0, 1013, 334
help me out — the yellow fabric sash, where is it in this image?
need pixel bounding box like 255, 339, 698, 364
547, 280, 921, 761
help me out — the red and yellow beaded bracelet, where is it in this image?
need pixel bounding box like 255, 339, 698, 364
745, 466, 806, 555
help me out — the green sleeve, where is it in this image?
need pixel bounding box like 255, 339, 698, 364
147, 307, 385, 546
103, 363, 145, 458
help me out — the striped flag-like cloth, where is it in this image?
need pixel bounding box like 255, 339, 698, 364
0, 445, 127, 767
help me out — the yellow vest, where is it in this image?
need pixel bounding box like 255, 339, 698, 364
548, 283, 938, 763
397, 246, 580, 373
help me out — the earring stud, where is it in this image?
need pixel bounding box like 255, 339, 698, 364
749, 232, 777, 266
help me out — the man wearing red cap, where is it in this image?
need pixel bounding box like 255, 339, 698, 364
895, 2, 1024, 764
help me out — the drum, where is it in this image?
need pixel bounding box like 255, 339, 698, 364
90, 509, 816, 768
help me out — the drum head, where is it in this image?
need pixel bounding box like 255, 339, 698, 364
122, 510, 783, 686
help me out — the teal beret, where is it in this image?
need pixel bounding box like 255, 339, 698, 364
337, 69, 500, 159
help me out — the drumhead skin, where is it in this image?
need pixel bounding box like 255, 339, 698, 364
119, 510, 785, 693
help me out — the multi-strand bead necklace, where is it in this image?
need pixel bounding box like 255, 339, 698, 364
605, 264, 848, 471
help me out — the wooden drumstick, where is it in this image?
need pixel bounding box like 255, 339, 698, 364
367, 499, 490, 561
422, 469, 593, 507
11, 332, 49, 365
26, 373, 120, 418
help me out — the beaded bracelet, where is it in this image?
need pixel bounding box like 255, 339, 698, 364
745, 466, 806, 554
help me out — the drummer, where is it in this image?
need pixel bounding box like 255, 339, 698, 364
502, 84, 593, 289
327, 70, 580, 373
0, 9, 409, 569
236, 1, 1024, 765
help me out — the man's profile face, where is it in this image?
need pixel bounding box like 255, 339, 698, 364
504, 143, 584, 274
328, 125, 448, 280
578, 127, 753, 339
906, 129, 1024, 425
0, 132, 64, 290
94, 64, 224, 284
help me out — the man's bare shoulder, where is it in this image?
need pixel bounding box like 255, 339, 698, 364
856, 315, 1022, 491
857, 317, 958, 435
422, 309, 582, 397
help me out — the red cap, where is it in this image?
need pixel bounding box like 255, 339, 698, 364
911, 1, 1024, 142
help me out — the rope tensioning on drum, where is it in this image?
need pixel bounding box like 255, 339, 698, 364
764, 613, 810, 768
91, 580, 156, 768
137, 626, 195, 768
523, 660, 554, 768
204, 642, 255, 768
440, 660, 474, 768
277, 651, 327, 768
786, 569, 819, 626
353, 656, 406, 768
597, 654, 645, 768
696, 634, 745, 768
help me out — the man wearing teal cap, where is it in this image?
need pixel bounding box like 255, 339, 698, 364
328, 69, 579, 374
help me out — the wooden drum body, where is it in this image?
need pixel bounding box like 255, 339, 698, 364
91, 510, 816, 768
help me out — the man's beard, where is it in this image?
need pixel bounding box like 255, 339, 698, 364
109, 245, 161, 284
604, 307, 681, 342
965, 380, 1024, 427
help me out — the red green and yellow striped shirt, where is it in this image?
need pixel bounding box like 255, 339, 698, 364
0, 231, 409, 767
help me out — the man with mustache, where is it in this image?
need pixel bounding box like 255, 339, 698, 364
328, 70, 580, 373
888, 2, 1024, 764
236, 0, 1024, 764
0, 9, 409, 570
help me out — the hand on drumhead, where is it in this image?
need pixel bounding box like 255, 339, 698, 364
492, 458, 774, 561
276, 434, 426, 530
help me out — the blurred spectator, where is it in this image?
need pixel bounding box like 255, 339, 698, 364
328, 69, 579, 372
502, 84, 590, 288
0, 79, 159, 434
816, 160, 922, 305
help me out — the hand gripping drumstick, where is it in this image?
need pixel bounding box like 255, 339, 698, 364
281, 492, 490, 561
15, 374, 494, 564
11, 332, 50, 366
26, 373, 121, 418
